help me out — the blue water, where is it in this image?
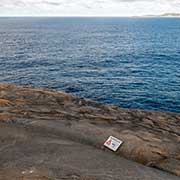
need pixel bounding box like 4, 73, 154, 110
0, 17, 180, 112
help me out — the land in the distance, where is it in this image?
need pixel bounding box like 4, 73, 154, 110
144, 13, 180, 17
0, 84, 179, 180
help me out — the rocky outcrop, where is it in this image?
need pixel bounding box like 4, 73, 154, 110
0, 84, 180, 179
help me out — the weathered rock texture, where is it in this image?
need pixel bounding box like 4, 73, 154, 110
0, 84, 179, 179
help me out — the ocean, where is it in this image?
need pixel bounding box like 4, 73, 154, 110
0, 17, 179, 112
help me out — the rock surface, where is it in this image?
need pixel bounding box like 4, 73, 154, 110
0, 84, 179, 179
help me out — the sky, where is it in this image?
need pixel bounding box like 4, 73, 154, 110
0, 0, 180, 17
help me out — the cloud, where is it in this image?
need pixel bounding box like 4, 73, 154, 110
0, 0, 180, 16
41, 1, 62, 6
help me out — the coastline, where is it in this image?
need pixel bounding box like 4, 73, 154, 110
0, 83, 179, 179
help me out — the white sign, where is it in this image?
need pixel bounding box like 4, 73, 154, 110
104, 136, 123, 151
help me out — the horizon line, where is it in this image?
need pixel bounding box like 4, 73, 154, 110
0, 15, 180, 18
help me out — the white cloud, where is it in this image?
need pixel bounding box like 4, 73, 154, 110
0, 0, 180, 16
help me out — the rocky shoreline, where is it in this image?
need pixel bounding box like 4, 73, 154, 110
0, 84, 179, 180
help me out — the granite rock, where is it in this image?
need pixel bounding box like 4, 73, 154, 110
0, 84, 179, 179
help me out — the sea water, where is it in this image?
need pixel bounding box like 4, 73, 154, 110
0, 17, 179, 112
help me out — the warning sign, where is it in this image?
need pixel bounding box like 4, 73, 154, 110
104, 136, 123, 151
